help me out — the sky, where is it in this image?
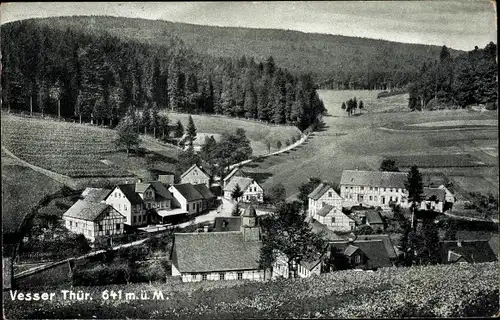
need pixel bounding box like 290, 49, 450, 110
0, 1, 497, 50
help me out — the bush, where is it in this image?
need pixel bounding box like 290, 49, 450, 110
72, 262, 130, 286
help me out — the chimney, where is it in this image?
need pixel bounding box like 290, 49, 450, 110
204, 225, 209, 233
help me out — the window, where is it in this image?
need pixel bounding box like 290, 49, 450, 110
105, 230, 110, 235
383, 188, 386, 192
99, 224, 103, 231
374, 196, 378, 202
75, 222, 78, 228
350, 187, 353, 190
133, 216, 137, 223
69, 221, 73, 227
124, 205, 127, 211
375, 187, 378, 191
355, 255, 361, 264
322, 202, 327, 207
115, 192, 117, 197
395, 197, 398, 203
328, 191, 333, 197
116, 223, 120, 230
349, 194, 352, 199
360, 186, 364, 191
331, 217, 336, 224
369, 196, 373, 201
370, 187, 373, 191
390, 188, 394, 193
219, 273, 225, 280
147, 203, 151, 209
237, 272, 243, 280
202, 274, 207, 281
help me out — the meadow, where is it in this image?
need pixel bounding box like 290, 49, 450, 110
1, 114, 179, 179
4, 262, 498, 318
165, 112, 302, 155
241, 90, 498, 198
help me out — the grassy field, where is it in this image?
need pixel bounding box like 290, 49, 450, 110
1, 114, 179, 179
166, 112, 302, 155
4, 262, 498, 318
241, 90, 498, 198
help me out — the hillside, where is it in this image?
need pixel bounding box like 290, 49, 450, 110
4, 262, 498, 318
18, 15, 461, 89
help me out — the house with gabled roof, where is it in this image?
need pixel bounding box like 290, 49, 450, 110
328, 239, 393, 270
171, 205, 265, 282
223, 167, 247, 188
63, 200, 126, 242
364, 210, 385, 231
420, 187, 447, 212
308, 183, 343, 216
340, 170, 410, 209
180, 164, 212, 188
439, 240, 497, 264
81, 187, 111, 203
193, 183, 217, 211
169, 183, 205, 215
223, 176, 264, 203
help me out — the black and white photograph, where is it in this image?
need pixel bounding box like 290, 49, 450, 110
1, 1, 498, 318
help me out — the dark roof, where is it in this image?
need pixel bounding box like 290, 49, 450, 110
354, 234, 397, 259
81, 188, 111, 203
63, 200, 120, 222
224, 167, 247, 182
116, 184, 144, 204
308, 218, 344, 241
423, 187, 446, 202
149, 181, 173, 200
172, 184, 204, 201
181, 164, 211, 179
330, 240, 393, 268
439, 240, 497, 263
171, 232, 262, 273
340, 170, 407, 189
243, 205, 257, 217
365, 211, 384, 225
210, 185, 223, 197
193, 183, 216, 199
214, 217, 242, 232
316, 205, 335, 217
135, 183, 152, 194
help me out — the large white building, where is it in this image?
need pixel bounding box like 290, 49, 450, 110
340, 170, 410, 209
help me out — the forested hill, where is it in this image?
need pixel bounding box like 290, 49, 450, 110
10, 16, 462, 90
1, 19, 325, 131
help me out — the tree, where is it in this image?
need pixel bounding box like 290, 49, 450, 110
341, 102, 346, 112
259, 201, 326, 279
200, 135, 218, 167
358, 100, 364, 113
231, 184, 244, 202
276, 140, 282, 150
267, 183, 286, 205
380, 159, 400, 172
177, 144, 200, 174
186, 115, 197, 146
114, 116, 140, 156
174, 120, 184, 138
298, 177, 322, 211
405, 165, 424, 229
420, 219, 440, 265
231, 202, 242, 216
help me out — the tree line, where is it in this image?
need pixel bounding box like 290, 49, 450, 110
1, 19, 326, 132
408, 43, 497, 110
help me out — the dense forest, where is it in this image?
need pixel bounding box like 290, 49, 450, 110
408, 43, 497, 110
9, 16, 458, 90
1, 19, 325, 131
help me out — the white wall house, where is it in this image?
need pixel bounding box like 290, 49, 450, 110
420, 187, 447, 212
308, 183, 343, 216
223, 176, 264, 203
313, 205, 356, 232
180, 164, 211, 188
340, 170, 410, 210
169, 184, 204, 215
63, 200, 126, 242
106, 184, 145, 227
272, 252, 322, 279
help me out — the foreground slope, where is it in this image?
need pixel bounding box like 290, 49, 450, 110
4, 262, 498, 318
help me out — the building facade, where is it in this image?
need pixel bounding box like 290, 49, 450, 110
223, 176, 264, 203
180, 164, 212, 188
169, 184, 205, 215
308, 183, 343, 216
340, 170, 410, 209
63, 200, 126, 242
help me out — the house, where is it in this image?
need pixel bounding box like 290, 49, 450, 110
171, 205, 265, 282
193, 183, 217, 211
63, 200, 126, 242
305, 216, 345, 241
311, 205, 356, 232
439, 240, 497, 264
354, 234, 398, 260
169, 184, 205, 215
420, 187, 446, 212
364, 211, 385, 231
223, 176, 264, 203
272, 251, 323, 279
105, 181, 174, 227
328, 239, 393, 270
340, 170, 409, 209
308, 183, 343, 216
223, 167, 247, 189
180, 164, 212, 188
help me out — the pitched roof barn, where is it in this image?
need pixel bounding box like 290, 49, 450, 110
365, 211, 384, 225
329, 239, 393, 269
423, 187, 446, 202
308, 183, 337, 200
193, 183, 216, 199
340, 170, 407, 189
172, 183, 205, 201
439, 240, 497, 263
223, 176, 255, 192
181, 164, 211, 179
63, 200, 123, 222
149, 181, 173, 200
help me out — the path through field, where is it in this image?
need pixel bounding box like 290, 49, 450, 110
241, 90, 498, 197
